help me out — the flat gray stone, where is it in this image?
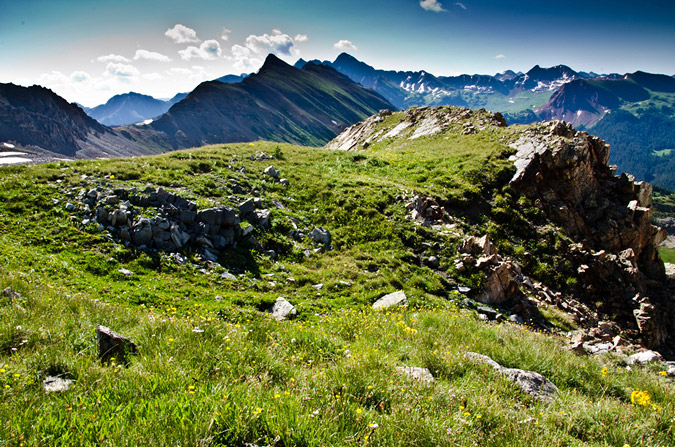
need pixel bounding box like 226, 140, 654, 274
467, 352, 559, 401
396, 366, 434, 382
627, 350, 663, 365
372, 290, 408, 310
43, 376, 73, 393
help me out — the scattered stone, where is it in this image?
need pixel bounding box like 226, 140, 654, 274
221, 272, 237, 281
271, 297, 297, 321
477, 306, 499, 321
467, 352, 559, 401
42, 376, 73, 393
118, 268, 134, 277
264, 165, 280, 179
426, 256, 440, 268
372, 290, 408, 310
65, 202, 75, 212
312, 283, 324, 290
1, 287, 20, 302
279, 179, 290, 186
395, 366, 434, 383
626, 350, 664, 366
96, 325, 138, 364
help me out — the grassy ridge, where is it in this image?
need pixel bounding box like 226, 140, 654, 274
1, 135, 674, 445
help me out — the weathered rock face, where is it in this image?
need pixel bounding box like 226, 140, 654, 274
509, 121, 665, 280
508, 120, 675, 354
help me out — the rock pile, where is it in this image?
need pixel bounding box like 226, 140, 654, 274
75, 185, 273, 263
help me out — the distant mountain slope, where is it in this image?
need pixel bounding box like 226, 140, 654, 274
141, 54, 394, 148
214, 74, 248, 83
86, 91, 188, 126
529, 72, 675, 189
302, 53, 593, 111
0, 83, 152, 159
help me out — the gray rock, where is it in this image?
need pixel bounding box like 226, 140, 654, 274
396, 366, 434, 383
426, 256, 440, 268
477, 306, 499, 321
96, 325, 137, 364
279, 178, 290, 186
43, 376, 73, 393
132, 218, 153, 246
467, 352, 559, 401
118, 268, 134, 277
65, 202, 75, 212
271, 297, 297, 321
312, 283, 324, 290
310, 227, 331, 245
238, 198, 255, 216
221, 272, 237, 281
627, 350, 664, 365
372, 290, 408, 310
264, 165, 280, 179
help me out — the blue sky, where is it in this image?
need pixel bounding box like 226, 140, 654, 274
1, 0, 674, 106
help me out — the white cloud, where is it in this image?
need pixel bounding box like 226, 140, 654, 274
167, 67, 193, 76
105, 63, 140, 77
70, 71, 91, 83
179, 39, 222, 61
166, 66, 212, 83
420, 0, 446, 12
221, 28, 232, 41
95, 54, 130, 63
229, 29, 307, 71
333, 40, 358, 52
496, 54, 506, 59
142, 73, 165, 81
455, 2, 467, 10
245, 29, 295, 56
134, 49, 172, 62
165, 24, 200, 44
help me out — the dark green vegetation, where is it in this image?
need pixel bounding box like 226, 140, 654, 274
1, 119, 673, 445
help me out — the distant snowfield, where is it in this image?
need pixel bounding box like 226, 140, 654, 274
0, 151, 28, 157
0, 156, 32, 165
0, 148, 31, 164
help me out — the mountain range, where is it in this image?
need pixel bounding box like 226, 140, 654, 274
0, 54, 392, 160
83, 92, 188, 126
296, 53, 675, 190
2, 52, 674, 189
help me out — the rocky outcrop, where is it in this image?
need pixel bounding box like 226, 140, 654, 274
324, 106, 506, 151
508, 120, 674, 354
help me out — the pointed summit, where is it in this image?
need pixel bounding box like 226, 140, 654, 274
258, 53, 293, 73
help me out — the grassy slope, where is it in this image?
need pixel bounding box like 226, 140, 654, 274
1, 123, 673, 445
